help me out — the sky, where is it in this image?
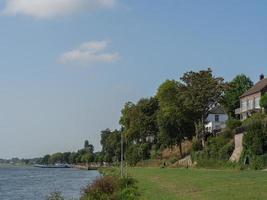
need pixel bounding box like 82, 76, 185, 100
0, 0, 267, 159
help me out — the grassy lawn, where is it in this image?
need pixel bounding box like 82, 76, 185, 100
126, 168, 267, 200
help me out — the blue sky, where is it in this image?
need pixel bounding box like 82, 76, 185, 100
0, 0, 266, 158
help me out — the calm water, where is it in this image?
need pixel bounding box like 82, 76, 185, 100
0, 166, 100, 200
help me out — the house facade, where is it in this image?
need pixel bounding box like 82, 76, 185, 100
205, 106, 228, 133
235, 74, 267, 120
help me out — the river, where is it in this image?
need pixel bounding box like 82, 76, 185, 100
0, 166, 100, 200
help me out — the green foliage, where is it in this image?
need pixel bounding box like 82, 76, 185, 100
222, 74, 253, 118
39, 140, 95, 165
156, 79, 194, 153
191, 134, 235, 168
219, 141, 235, 160
125, 144, 142, 166
260, 93, 267, 112
81, 176, 118, 200
100, 129, 121, 163
120, 97, 159, 144
226, 118, 242, 131
181, 68, 226, 139
240, 114, 267, 169
80, 175, 139, 200
250, 156, 265, 170
192, 138, 203, 152
221, 129, 234, 139
49, 153, 63, 164
243, 121, 266, 156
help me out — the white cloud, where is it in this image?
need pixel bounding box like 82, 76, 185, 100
3, 0, 116, 19
59, 40, 120, 65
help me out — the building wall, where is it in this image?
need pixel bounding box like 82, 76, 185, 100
240, 92, 262, 120
205, 113, 228, 132
206, 113, 228, 123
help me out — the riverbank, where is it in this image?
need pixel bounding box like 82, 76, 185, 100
124, 167, 267, 200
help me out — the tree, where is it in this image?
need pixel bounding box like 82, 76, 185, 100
180, 68, 226, 143
156, 80, 194, 157
41, 154, 50, 165
100, 129, 121, 163
49, 153, 63, 164
84, 140, 89, 148
260, 93, 267, 113
120, 98, 159, 144
222, 74, 253, 118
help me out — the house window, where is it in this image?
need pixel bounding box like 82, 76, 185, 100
255, 97, 260, 109
248, 99, 253, 110
241, 100, 247, 112
215, 115, 219, 122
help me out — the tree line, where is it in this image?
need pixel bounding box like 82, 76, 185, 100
38, 140, 97, 165
99, 68, 254, 165
38, 68, 256, 166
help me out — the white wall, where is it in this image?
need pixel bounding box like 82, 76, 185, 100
206, 114, 228, 123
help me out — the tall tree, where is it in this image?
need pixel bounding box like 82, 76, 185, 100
100, 129, 121, 162
180, 68, 226, 142
222, 74, 253, 118
156, 80, 194, 157
120, 98, 159, 144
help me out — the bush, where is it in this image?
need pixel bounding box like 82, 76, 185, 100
226, 118, 242, 131
125, 145, 142, 166
251, 156, 265, 170
192, 138, 203, 151
81, 176, 118, 200
260, 93, 267, 113
205, 136, 230, 160
243, 121, 266, 156
81, 175, 139, 200
221, 129, 234, 139
218, 141, 235, 160
116, 177, 139, 200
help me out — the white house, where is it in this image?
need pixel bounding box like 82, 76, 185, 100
205, 106, 228, 133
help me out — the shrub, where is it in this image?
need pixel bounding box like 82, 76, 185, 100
116, 176, 139, 200
125, 145, 142, 166
243, 121, 266, 156
205, 136, 230, 159
81, 176, 118, 200
80, 175, 139, 200
250, 156, 265, 170
226, 118, 242, 131
221, 129, 234, 139
218, 141, 235, 160
192, 138, 203, 151
150, 145, 158, 159
117, 187, 139, 200
260, 93, 267, 113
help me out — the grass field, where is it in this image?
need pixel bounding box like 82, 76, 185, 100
126, 168, 267, 200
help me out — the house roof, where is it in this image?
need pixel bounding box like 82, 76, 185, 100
240, 78, 267, 98
209, 106, 226, 114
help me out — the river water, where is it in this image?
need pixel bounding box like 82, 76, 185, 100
0, 166, 100, 200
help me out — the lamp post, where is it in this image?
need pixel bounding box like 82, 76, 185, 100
120, 129, 124, 178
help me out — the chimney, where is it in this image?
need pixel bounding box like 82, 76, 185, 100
260, 74, 264, 80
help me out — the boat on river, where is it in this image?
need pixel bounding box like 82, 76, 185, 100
34, 163, 71, 169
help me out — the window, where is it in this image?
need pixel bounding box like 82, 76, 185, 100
248, 99, 253, 110
215, 115, 219, 122
241, 100, 247, 112
255, 97, 260, 108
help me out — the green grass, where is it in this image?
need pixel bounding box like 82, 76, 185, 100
126, 168, 267, 200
